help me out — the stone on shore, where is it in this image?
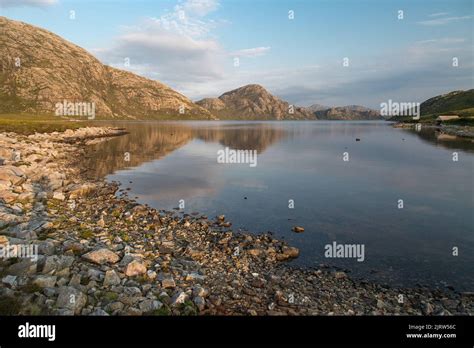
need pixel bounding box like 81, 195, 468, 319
33, 275, 57, 288
42, 255, 74, 274
7, 259, 37, 276
276, 246, 300, 261
52, 191, 65, 201
103, 269, 121, 286
82, 248, 120, 265
68, 183, 96, 199
2, 275, 17, 287
170, 291, 188, 306
124, 260, 147, 277
161, 276, 176, 289
56, 286, 87, 314
292, 226, 305, 233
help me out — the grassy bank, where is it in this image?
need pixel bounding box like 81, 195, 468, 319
0, 114, 89, 135
388, 107, 474, 124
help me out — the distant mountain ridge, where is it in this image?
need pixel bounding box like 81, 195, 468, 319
196, 84, 315, 120
313, 105, 383, 120
0, 16, 214, 119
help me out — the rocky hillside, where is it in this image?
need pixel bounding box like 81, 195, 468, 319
0, 16, 213, 120
419, 89, 474, 116
306, 104, 330, 112
314, 105, 383, 120
196, 84, 315, 120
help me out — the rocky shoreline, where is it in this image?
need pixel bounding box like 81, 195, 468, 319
0, 127, 473, 316
393, 122, 474, 139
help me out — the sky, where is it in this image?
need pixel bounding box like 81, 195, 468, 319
1, 0, 473, 108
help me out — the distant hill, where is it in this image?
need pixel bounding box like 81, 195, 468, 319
313, 105, 383, 120
388, 89, 474, 122
196, 84, 315, 120
0, 16, 214, 120
420, 89, 474, 116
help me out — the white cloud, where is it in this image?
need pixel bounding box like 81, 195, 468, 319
274, 38, 473, 107
149, 10, 218, 39
95, 0, 271, 94
0, 0, 56, 7
97, 17, 225, 84
231, 47, 271, 58
176, 0, 219, 17
418, 15, 472, 26
416, 38, 466, 45
95, 0, 227, 85
428, 12, 450, 17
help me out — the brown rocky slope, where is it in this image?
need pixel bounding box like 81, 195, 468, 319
196, 84, 315, 120
0, 16, 213, 120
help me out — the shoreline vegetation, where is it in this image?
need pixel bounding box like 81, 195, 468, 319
0, 122, 473, 316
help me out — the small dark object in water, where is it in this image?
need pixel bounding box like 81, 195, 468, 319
293, 226, 305, 233
356, 138, 360, 141
244, 197, 247, 199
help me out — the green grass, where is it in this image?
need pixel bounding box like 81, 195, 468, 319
443, 117, 474, 126
180, 300, 198, 316
79, 228, 94, 239
118, 230, 130, 242
0, 114, 89, 135
447, 107, 474, 118
102, 291, 119, 302
421, 90, 474, 116
0, 296, 21, 315
150, 305, 171, 316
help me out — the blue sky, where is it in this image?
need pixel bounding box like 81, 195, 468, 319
1, 0, 473, 108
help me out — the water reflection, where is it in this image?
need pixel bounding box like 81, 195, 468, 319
84, 122, 286, 177
407, 127, 474, 153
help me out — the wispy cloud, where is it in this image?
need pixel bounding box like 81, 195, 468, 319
177, 0, 220, 17
0, 0, 57, 7
416, 38, 466, 45
428, 12, 450, 17
97, 17, 225, 83
274, 38, 473, 107
96, 0, 226, 84
231, 47, 271, 58
418, 15, 472, 26
96, 0, 270, 91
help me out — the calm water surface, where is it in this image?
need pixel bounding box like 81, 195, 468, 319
85, 121, 474, 291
